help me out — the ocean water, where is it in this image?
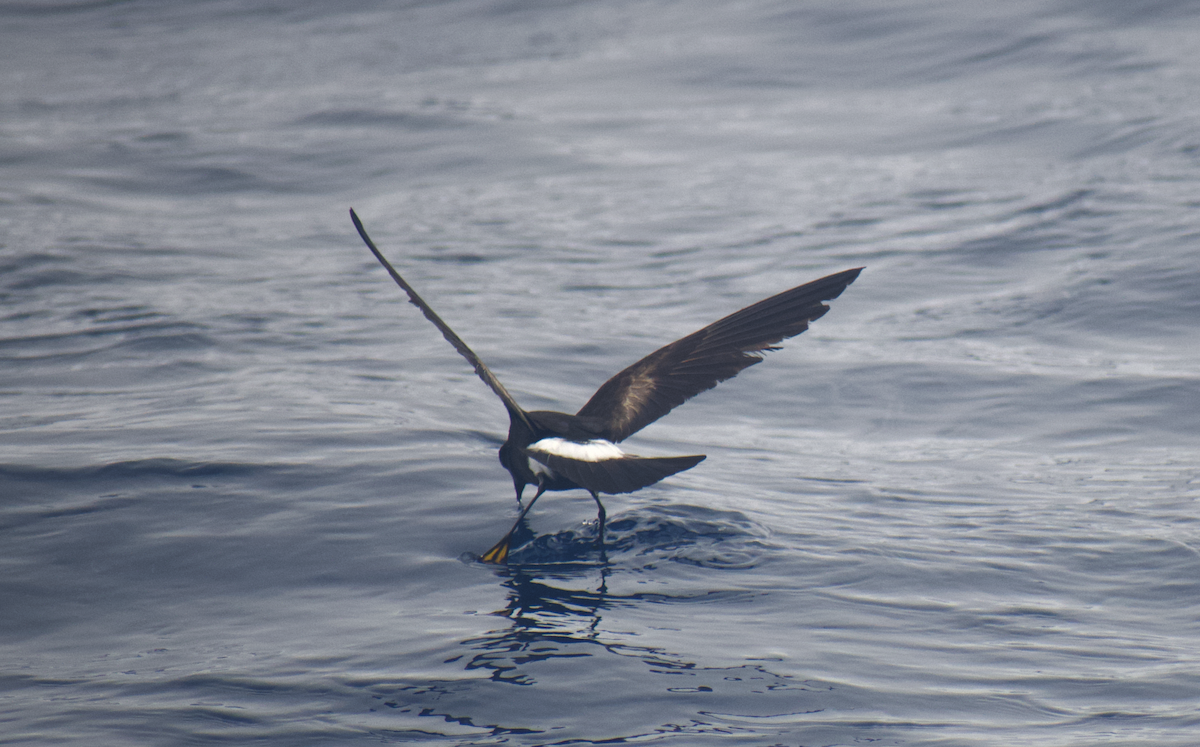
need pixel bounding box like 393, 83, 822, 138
3, 0, 1199, 744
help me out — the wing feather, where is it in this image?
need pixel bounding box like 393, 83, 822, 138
576, 267, 862, 441
351, 209, 534, 432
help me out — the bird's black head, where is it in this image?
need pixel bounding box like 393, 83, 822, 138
498, 442, 527, 501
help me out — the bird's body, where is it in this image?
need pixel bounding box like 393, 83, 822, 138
350, 209, 861, 562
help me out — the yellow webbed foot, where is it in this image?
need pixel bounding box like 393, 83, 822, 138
480, 534, 511, 564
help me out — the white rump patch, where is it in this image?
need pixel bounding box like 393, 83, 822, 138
529, 437, 625, 462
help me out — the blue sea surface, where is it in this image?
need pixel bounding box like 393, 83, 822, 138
3, 1, 1199, 745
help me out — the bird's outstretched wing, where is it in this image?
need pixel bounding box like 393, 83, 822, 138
575, 267, 862, 442
351, 209, 534, 432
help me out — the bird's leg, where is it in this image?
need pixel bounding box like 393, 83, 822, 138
481, 480, 547, 564
589, 490, 607, 549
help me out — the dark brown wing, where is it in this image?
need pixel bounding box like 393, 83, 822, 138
351, 209, 535, 432
575, 267, 862, 442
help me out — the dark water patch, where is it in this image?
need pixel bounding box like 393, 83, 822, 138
0, 457, 271, 485
6, 318, 212, 348
82, 164, 266, 196
0, 0, 132, 17
419, 252, 490, 264
0, 458, 344, 513
1072, 119, 1164, 159
5, 266, 98, 292
1068, 0, 1200, 25
0, 324, 216, 367
69, 304, 164, 324
1012, 188, 1094, 216
0, 251, 68, 277
296, 109, 471, 131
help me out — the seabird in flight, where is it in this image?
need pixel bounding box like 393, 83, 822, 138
350, 209, 861, 563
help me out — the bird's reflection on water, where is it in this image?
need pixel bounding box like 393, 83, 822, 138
460, 566, 808, 700
456, 505, 783, 688
359, 505, 816, 740
460, 568, 615, 686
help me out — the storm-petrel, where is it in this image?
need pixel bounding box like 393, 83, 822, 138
350, 209, 861, 563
